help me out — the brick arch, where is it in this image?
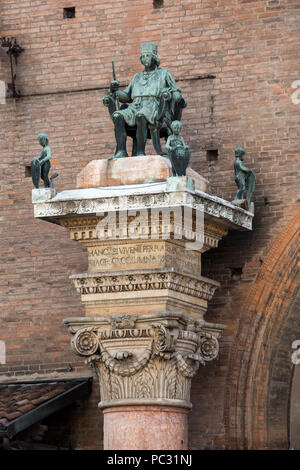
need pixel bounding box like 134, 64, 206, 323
226, 206, 300, 449
267, 285, 300, 449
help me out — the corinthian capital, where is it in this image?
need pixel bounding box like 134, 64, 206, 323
66, 312, 224, 410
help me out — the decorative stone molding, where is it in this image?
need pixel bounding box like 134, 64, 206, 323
58, 215, 228, 252
65, 312, 225, 409
111, 314, 137, 330
33, 181, 253, 231
70, 269, 219, 302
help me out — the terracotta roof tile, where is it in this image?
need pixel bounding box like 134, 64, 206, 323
0, 380, 84, 424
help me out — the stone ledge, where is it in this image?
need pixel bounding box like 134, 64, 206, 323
64, 311, 226, 335
33, 185, 253, 231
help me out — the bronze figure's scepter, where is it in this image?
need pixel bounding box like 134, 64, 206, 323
112, 60, 120, 111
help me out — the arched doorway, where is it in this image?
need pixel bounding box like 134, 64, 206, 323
289, 288, 300, 450
227, 207, 300, 449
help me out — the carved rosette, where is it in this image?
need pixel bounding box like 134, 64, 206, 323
72, 327, 99, 356
67, 313, 224, 409
198, 332, 219, 362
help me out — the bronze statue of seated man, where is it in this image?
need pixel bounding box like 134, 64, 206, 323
103, 42, 187, 160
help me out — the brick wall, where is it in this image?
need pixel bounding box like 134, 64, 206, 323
0, 0, 299, 449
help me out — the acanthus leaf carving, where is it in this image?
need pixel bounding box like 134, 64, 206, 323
152, 322, 177, 354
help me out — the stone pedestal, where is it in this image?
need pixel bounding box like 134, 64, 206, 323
32, 156, 254, 449
32, 187, 56, 203
76, 155, 210, 193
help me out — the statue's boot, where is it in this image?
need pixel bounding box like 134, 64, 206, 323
135, 115, 148, 156
150, 126, 163, 156
107, 150, 128, 161
107, 114, 128, 161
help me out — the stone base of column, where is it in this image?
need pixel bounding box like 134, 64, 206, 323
103, 405, 189, 450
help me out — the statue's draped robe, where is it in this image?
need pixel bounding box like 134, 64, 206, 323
119, 67, 181, 127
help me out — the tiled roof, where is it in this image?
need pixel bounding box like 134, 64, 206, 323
0, 378, 92, 438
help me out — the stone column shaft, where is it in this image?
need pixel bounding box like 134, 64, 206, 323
103, 406, 189, 450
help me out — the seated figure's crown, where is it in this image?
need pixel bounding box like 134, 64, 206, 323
140, 42, 158, 55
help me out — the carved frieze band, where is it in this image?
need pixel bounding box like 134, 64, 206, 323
70, 316, 221, 407
58, 216, 228, 250
34, 189, 253, 230
72, 271, 219, 301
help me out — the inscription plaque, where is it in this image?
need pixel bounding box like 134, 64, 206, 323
87, 240, 201, 274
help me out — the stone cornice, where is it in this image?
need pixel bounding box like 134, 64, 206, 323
33, 182, 253, 231
70, 268, 219, 301
64, 311, 226, 335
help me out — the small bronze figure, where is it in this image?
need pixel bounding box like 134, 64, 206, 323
233, 147, 255, 209
166, 120, 190, 176
103, 42, 187, 159
31, 132, 51, 189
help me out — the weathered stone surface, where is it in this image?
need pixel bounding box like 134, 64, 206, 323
166, 175, 195, 192
76, 155, 210, 193
32, 188, 56, 203
76, 155, 172, 189
186, 167, 209, 192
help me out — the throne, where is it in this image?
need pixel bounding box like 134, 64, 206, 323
103, 92, 187, 156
